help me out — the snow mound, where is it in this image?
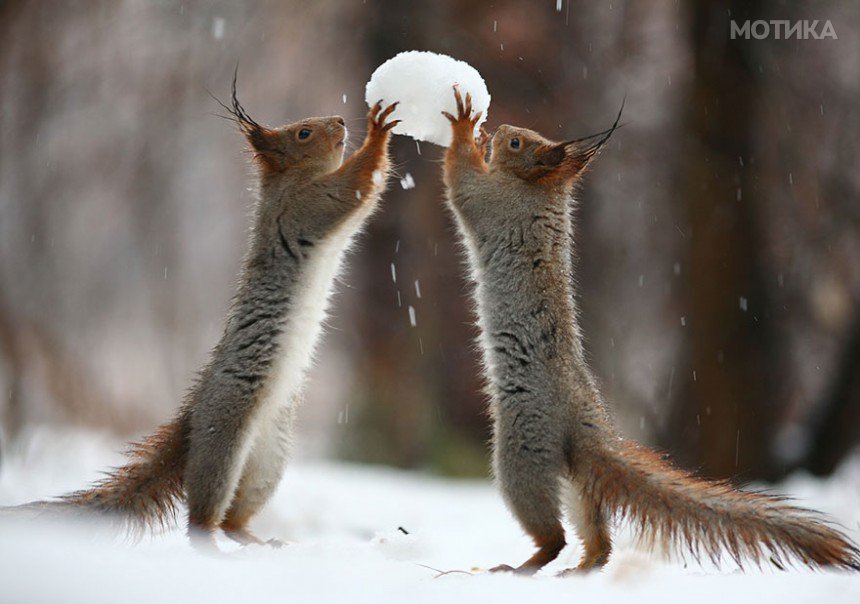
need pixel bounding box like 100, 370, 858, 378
3, 428, 860, 603
365, 51, 490, 147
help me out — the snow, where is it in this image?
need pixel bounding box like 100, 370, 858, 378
211, 17, 225, 40
1, 427, 859, 603
400, 173, 415, 190
365, 51, 491, 147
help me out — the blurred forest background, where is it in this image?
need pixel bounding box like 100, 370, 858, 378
1, 0, 858, 482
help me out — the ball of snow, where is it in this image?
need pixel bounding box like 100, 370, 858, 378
365, 51, 491, 147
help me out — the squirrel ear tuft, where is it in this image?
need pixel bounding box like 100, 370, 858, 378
242, 125, 280, 156
535, 141, 592, 181
541, 98, 625, 181
537, 144, 568, 169
211, 68, 285, 171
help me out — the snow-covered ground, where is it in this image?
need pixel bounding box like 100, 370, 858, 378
1, 427, 859, 604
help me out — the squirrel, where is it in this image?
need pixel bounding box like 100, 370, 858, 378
441, 87, 859, 575
3, 77, 400, 551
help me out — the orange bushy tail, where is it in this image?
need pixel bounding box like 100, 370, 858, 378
5, 411, 190, 536
581, 439, 860, 570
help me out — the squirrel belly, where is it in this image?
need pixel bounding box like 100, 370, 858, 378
261, 198, 379, 426
440, 86, 859, 574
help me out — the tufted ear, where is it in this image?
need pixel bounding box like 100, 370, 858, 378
212, 69, 285, 171
537, 98, 625, 182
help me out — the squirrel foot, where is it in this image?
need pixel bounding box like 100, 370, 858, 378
188, 526, 221, 556
188, 527, 228, 557
557, 566, 590, 578
489, 563, 536, 576
224, 527, 285, 549
557, 558, 607, 577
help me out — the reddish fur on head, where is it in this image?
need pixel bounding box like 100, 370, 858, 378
214, 70, 347, 175
489, 100, 624, 184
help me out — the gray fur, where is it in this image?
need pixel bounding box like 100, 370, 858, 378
445, 148, 612, 546
443, 99, 860, 574
3, 101, 398, 549
184, 105, 397, 544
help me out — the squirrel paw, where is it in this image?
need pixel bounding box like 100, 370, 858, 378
224, 527, 286, 549
368, 100, 401, 134
476, 126, 490, 154
489, 562, 540, 576
442, 85, 483, 137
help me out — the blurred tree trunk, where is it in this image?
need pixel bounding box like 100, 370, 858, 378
343, 0, 489, 472
803, 316, 860, 475
0, 302, 25, 441
665, 0, 782, 480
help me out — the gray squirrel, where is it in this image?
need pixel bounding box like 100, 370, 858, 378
441, 86, 859, 574
5, 79, 400, 551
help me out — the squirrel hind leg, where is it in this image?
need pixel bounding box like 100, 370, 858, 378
491, 460, 567, 574
219, 406, 293, 548
559, 479, 612, 575
219, 490, 286, 549
187, 520, 222, 554
490, 528, 566, 575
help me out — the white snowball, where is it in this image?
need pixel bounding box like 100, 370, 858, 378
365, 51, 491, 147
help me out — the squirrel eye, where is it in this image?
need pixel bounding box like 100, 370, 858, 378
298, 128, 312, 140
510, 137, 521, 150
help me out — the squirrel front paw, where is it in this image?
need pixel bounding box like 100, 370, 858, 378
476, 126, 490, 156
367, 100, 400, 137
442, 85, 483, 142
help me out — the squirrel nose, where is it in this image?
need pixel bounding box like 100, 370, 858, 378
334, 116, 345, 126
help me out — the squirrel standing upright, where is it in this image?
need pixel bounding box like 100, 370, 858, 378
5, 79, 400, 550
441, 87, 859, 574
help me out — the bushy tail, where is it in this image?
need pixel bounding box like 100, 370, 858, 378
580, 439, 860, 570
5, 411, 190, 536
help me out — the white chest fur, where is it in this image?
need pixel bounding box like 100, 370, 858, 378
257, 206, 372, 417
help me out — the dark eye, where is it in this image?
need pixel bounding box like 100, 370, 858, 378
298, 128, 312, 140
510, 137, 521, 149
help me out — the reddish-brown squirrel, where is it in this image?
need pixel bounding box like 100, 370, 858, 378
441, 87, 859, 574
3, 78, 400, 551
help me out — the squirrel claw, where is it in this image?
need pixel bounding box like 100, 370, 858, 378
489, 564, 516, 573
447, 86, 482, 129
382, 119, 402, 132
452, 85, 464, 116
369, 101, 399, 134
476, 126, 490, 149
378, 101, 399, 121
